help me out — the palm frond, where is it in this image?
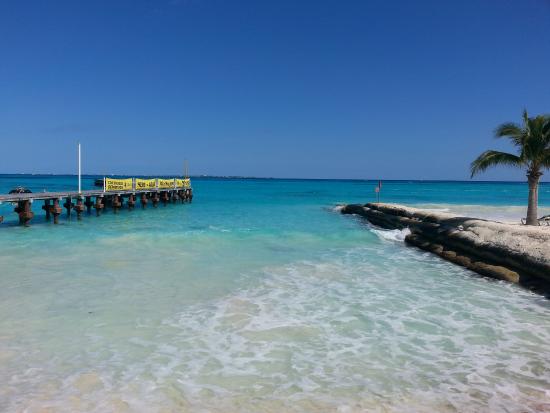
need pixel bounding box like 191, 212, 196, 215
470, 150, 522, 178
541, 115, 550, 145
494, 122, 524, 146
522, 109, 529, 126
524, 116, 550, 161
540, 149, 550, 169
473, 111, 550, 178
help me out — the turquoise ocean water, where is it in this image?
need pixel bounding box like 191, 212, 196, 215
0, 176, 549, 412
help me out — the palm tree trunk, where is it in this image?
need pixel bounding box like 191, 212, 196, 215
525, 170, 542, 225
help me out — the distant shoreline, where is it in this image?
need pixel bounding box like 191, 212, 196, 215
0, 173, 549, 184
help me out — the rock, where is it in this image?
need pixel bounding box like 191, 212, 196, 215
342, 203, 550, 294
111, 398, 130, 412
73, 372, 104, 393
471, 262, 519, 283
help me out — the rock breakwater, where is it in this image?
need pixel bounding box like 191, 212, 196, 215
342, 203, 550, 294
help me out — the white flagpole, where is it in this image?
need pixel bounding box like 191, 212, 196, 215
78, 142, 82, 194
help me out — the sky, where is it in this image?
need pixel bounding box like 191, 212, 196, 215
0, 0, 549, 180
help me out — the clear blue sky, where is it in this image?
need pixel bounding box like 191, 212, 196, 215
1, 0, 549, 180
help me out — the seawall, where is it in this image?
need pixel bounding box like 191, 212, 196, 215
341, 203, 550, 294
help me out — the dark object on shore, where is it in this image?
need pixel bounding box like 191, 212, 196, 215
520, 214, 550, 226
341, 202, 550, 296
9, 187, 32, 194
94, 179, 103, 187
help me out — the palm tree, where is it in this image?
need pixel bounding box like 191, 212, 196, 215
471, 110, 550, 225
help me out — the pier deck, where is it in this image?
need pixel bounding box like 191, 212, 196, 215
0, 188, 163, 203
0, 181, 193, 226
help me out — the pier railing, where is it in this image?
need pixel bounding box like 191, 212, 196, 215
104, 177, 191, 192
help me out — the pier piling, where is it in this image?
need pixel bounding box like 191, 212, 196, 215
50, 199, 62, 224
15, 200, 34, 225
84, 196, 93, 214
151, 193, 159, 208
94, 196, 104, 216
64, 197, 74, 217
74, 197, 85, 219
128, 194, 136, 209
112, 195, 122, 213
42, 200, 51, 220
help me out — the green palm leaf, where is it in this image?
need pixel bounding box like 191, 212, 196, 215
494, 122, 524, 146
470, 150, 522, 178
471, 110, 550, 225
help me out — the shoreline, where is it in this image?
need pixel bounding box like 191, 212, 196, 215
341, 203, 550, 296
2, 173, 550, 183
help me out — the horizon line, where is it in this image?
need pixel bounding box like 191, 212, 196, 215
0, 173, 547, 184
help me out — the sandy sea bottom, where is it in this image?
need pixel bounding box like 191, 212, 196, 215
0, 178, 549, 412
1, 229, 549, 413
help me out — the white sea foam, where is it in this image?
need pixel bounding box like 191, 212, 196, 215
4, 246, 548, 412
371, 227, 411, 242
2, 193, 550, 413
156, 255, 550, 412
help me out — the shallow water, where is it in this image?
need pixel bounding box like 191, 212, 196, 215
0, 177, 549, 412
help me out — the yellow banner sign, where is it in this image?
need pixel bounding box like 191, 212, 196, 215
135, 179, 157, 190
105, 178, 133, 191
175, 178, 191, 188
158, 179, 175, 189
102, 177, 190, 191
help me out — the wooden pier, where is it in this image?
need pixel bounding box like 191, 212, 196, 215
0, 178, 193, 226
